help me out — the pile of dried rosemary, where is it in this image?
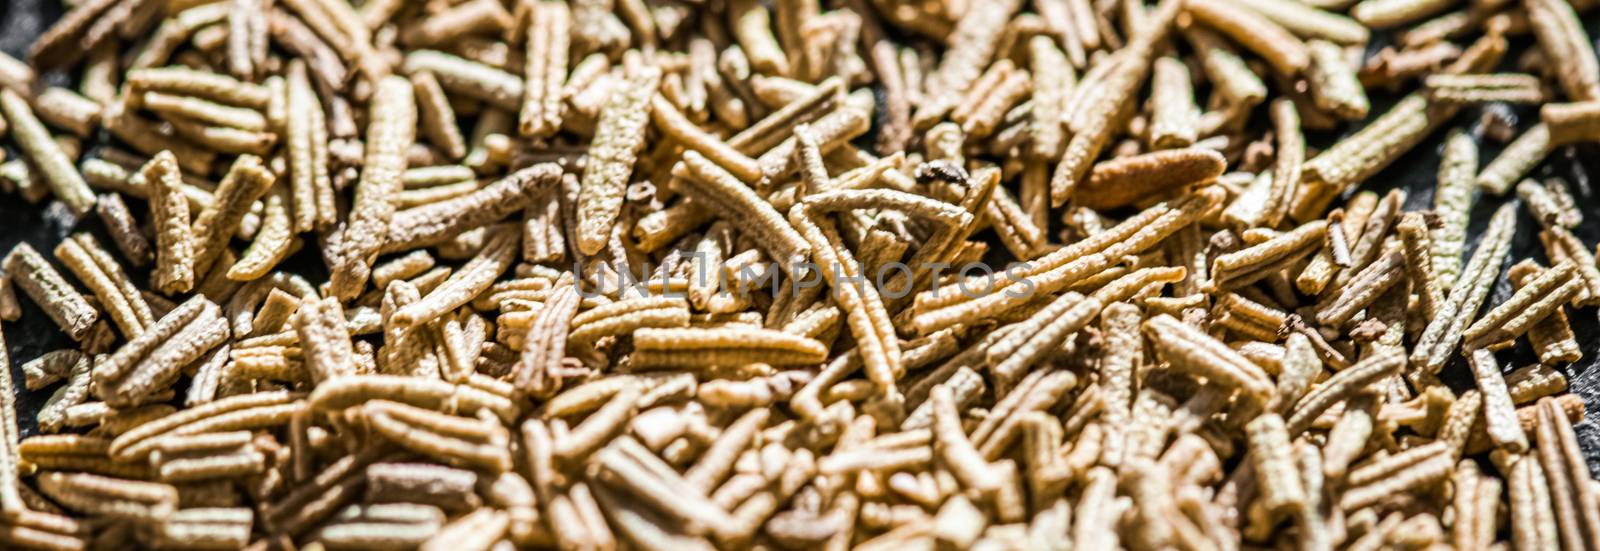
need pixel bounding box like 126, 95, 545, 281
0, 0, 1596, 548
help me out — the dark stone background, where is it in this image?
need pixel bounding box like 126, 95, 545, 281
0, 0, 1597, 473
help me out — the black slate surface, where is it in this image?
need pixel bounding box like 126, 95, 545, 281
0, 0, 1597, 475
